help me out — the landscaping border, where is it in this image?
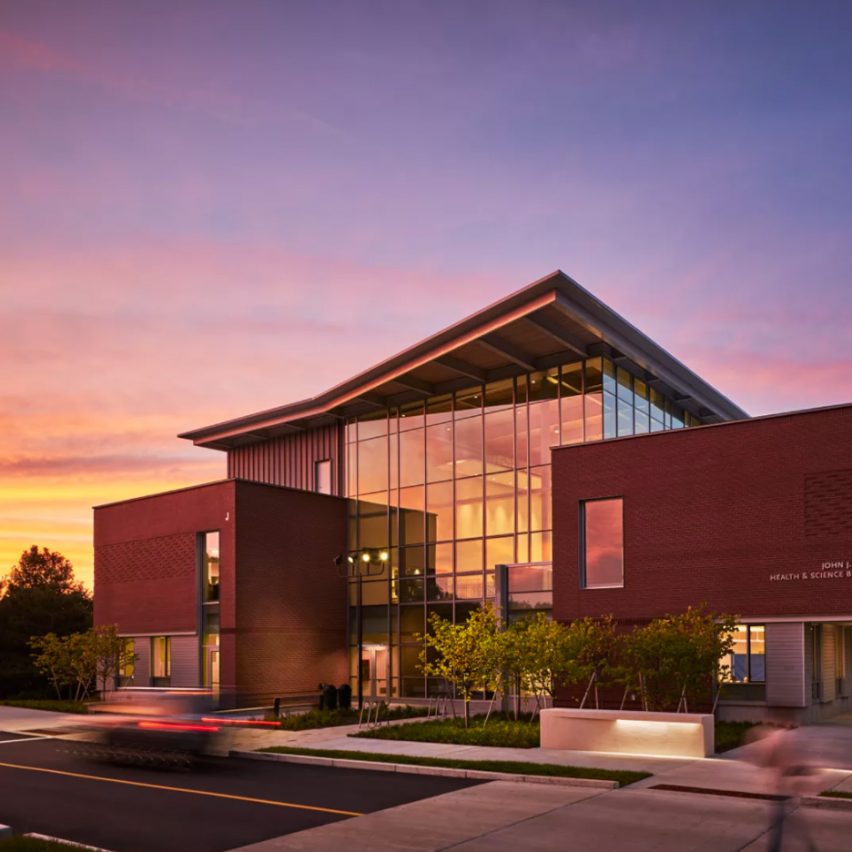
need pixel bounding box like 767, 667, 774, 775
232, 748, 649, 788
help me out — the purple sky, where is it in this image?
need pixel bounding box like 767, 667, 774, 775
2, 1, 852, 587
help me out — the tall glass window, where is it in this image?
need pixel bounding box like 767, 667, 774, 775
151, 636, 171, 682
203, 531, 220, 602
345, 356, 697, 695
580, 497, 624, 588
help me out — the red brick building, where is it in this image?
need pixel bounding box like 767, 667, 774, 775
94, 271, 852, 721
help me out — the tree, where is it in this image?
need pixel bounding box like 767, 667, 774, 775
92, 625, 136, 695
2, 546, 87, 596
561, 614, 622, 708
419, 604, 501, 728
623, 606, 737, 712
498, 614, 572, 719
0, 546, 92, 698
29, 625, 135, 701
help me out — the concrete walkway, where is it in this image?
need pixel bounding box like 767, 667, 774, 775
225, 717, 852, 851
225, 716, 852, 796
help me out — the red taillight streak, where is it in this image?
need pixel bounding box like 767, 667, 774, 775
136, 721, 221, 733
200, 717, 280, 728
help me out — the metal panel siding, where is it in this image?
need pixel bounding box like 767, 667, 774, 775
227, 424, 343, 495
766, 623, 806, 708
170, 635, 200, 687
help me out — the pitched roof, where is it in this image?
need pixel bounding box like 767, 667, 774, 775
180, 270, 747, 449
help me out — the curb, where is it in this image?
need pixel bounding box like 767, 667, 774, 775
802, 795, 852, 811
229, 750, 618, 789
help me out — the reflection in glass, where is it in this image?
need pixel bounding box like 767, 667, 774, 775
426, 423, 454, 482
529, 465, 552, 532
617, 367, 633, 403
358, 410, 388, 440
603, 392, 617, 439
346, 352, 696, 691
399, 429, 425, 487
508, 563, 553, 593
584, 393, 603, 442
561, 394, 583, 445
485, 471, 515, 536
581, 498, 623, 588
399, 607, 424, 641
486, 535, 515, 570
484, 409, 514, 472
455, 538, 483, 573
399, 400, 424, 431
426, 480, 454, 542
203, 531, 220, 602
530, 530, 552, 562
454, 416, 483, 477
529, 399, 559, 465
427, 541, 454, 575
617, 400, 634, 437
427, 574, 453, 601
358, 437, 388, 495
455, 476, 483, 538
358, 499, 388, 548
398, 486, 424, 545
603, 358, 616, 393
455, 573, 484, 599
425, 394, 452, 425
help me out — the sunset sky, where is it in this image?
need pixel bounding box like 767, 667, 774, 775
2, 1, 852, 591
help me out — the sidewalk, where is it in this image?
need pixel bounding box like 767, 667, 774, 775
225, 717, 852, 797
225, 716, 852, 851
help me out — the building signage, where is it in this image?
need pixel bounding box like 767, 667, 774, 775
770, 560, 852, 583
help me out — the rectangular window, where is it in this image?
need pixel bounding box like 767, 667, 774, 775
151, 636, 171, 682
725, 625, 766, 683
315, 459, 332, 494
580, 498, 624, 588
118, 638, 135, 686
202, 531, 220, 602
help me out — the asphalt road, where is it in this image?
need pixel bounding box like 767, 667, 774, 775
0, 730, 480, 852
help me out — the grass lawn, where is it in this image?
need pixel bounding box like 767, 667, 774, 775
0, 837, 86, 851
259, 745, 650, 787
354, 713, 757, 755
714, 721, 757, 753
276, 704, 426, 731
352, 712, 539, 747
0, 700, 89, 715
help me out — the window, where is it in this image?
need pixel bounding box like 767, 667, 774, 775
315, 459, 332, 494
725, 625, 765, 683
118, 638, 135, 686
202, 531, 220, 602
151, 636, 170, 683
580, 498, 624, 588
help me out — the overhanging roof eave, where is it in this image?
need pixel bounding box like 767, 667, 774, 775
180, 270, 748, 448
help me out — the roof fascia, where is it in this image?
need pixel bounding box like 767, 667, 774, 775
181, 286, 559, 445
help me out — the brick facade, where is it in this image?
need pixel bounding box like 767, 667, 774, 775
552, 404, 852, 623
94, 479, 348, 702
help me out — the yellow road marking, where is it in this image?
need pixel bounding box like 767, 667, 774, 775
0, 760, 362, 817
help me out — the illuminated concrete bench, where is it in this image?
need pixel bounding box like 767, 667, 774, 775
540, 708, 714, 757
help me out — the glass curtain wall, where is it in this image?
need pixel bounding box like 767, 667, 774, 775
345, 356, 697, 697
